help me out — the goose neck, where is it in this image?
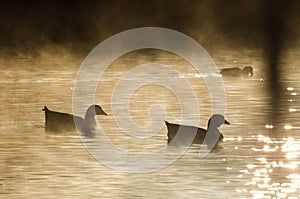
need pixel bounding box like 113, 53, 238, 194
207, 124, 221, 134
85, 110, 95, 120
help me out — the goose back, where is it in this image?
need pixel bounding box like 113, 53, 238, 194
42, 106, 94, 137
165, 121, 207, 145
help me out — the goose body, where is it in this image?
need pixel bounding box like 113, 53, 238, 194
165, 114, 230, 149
220, 66, 253, 77
42, 105, 107, 137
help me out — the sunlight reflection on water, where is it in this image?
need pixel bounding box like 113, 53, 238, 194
0, 50, 300, 198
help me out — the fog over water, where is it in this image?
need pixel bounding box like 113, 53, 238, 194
1, 1, 300, 198
0, 0, 299, 62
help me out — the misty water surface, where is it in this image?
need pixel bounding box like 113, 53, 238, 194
0, 48, 300, 198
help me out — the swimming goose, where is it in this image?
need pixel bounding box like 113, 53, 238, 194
165, 114, 230, 149
42, 105, 107, 137
220, 66, 253, 77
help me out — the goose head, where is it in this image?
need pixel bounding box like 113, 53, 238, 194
85, 104, 107, 119
243, 66, 253, 76
207, 114, 230, 128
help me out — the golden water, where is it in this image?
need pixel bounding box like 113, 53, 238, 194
1, 50, 300, 198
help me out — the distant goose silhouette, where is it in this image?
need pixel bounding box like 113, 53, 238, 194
42, 105, 107, 137
220, 66, 253, 77
165, 114, 230, 149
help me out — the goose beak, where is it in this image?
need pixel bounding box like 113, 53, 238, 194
224, 120, 230, 125
101, 109, 108, 116
96, 109, 108, 116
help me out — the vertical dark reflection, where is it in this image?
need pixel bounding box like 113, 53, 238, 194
264, 0, 292, 130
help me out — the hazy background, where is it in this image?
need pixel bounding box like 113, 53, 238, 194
2, 0, 300, 125
1, 0, 299, 70
2, 1, 300, 198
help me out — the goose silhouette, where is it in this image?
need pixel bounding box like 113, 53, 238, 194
165, 114, 230, 149
220, 66, 253, 77
42, 105, 107, 137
